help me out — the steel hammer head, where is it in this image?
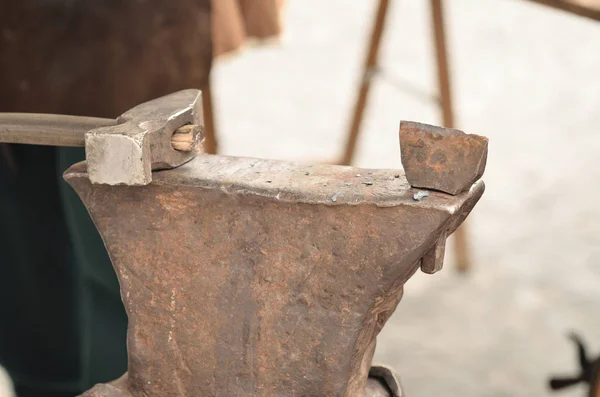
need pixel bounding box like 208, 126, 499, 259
85, 89, 203, 185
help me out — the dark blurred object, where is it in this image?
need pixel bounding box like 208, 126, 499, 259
0, 1, 211, 396
0, 1, 212, 116
549, 333, 600, 397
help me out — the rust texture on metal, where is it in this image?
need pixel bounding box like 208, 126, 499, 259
420, 231, 447, 274
66, 150, 484, 396
400, 120, 488, 196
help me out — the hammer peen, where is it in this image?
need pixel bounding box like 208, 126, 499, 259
0, 89, 204, 185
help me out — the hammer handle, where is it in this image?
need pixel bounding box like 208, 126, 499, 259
0, 113, 116, 147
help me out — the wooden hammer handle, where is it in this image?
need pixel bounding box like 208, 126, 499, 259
0, 113, 197, 152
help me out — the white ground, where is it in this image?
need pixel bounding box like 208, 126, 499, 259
212, 1, 600, 396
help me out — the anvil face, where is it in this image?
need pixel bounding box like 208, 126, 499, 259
66, 154, 484, 397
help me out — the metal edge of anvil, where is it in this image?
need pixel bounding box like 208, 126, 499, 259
82, 369, 405, 397
64, 154, 485, 214
367, 365, 405, 397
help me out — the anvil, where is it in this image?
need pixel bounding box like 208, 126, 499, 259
62, 121, 486, 397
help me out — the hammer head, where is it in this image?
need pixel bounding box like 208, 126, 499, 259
86, 89, 203, 185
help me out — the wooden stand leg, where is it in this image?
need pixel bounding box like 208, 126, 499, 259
202, 82, 218, 154
340, 0, 390, 166
430, 0, 470, 272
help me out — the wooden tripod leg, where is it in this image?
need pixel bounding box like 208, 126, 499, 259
430, 0, 470, 272
340, 0, 390, 166
202, 82, 218, 154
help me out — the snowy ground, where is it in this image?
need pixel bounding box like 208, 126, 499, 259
212, 1, 600, 396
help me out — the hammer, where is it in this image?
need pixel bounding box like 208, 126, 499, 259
0, 89, 203, 185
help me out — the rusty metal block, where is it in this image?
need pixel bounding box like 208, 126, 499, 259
400, 121, 488, 195
420, 231, 447, 274
66, 152, 484, 397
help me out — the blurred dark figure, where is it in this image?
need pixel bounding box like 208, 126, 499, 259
549, 333, 600, 396
0, 1, 212, 396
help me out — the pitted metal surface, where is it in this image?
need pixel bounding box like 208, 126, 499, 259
66, 153, 484, 397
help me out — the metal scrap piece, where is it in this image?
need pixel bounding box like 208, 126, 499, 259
420, 232, 447, 274
400, 120, 488, 195
413, 190, 429, 201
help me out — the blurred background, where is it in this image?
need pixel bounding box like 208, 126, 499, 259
212, 0, 600, 395
1, 0, 600, 396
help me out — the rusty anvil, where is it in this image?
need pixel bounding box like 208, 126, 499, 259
0, 90, 488, 397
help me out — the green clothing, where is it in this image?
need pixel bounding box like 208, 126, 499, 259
0, 146, 127, 396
